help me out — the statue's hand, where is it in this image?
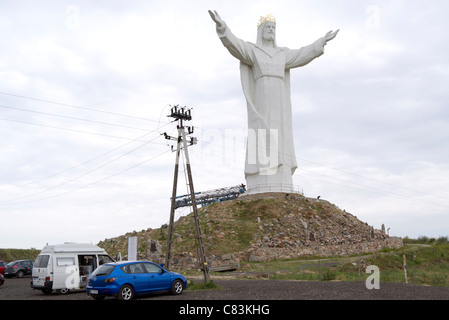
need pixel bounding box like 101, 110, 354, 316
208, 10, 224, 28
324, 29, 339, 42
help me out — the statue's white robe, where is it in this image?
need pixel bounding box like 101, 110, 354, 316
217, 24, 326, 191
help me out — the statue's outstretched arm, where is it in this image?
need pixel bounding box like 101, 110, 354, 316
208, 10, 253, 66
208, 10, 226, 32
323, 29, 339, 43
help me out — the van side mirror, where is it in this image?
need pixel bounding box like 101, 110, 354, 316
115, 252, 122, 262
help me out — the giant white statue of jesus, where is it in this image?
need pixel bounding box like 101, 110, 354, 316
209, 10, 338, 194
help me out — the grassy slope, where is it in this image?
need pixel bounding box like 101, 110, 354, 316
236, 243, 449, 287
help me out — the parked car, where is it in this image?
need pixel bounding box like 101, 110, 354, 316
0, 273, 4, 286
4, 260, 34, 278
0, 261, 6, 275
86, 261, 187, 300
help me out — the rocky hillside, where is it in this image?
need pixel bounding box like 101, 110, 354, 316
98, 193, 402, 270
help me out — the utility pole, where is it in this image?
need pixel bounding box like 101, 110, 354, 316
163, 105, 210, 283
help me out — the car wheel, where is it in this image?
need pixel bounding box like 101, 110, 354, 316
16, 270, 24, 278
58, 288, 70, 294
171, 279, 184, 295
118, 285, 134, 300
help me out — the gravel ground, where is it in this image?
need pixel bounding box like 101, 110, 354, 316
2, 276, 449, 300
160, 279, 449, 300
2, 277, 447, 318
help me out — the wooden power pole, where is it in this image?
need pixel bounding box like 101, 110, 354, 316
163, 105, 210, 283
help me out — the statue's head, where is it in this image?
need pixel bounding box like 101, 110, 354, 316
257, 14, 277, 47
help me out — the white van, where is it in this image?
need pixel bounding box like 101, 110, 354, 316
31, 242, 115, 294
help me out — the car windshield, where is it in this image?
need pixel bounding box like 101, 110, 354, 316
6, 261, 18, 267
91, 265, 115, 277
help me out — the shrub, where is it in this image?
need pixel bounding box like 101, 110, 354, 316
187, 280, 221, 290
321, 269, 337, 281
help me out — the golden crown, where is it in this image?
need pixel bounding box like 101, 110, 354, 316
257, 13, 276, 28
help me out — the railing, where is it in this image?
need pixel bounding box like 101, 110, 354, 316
172, 183, 304, 209
173, 184, 247, 209
245, 183, 304, 195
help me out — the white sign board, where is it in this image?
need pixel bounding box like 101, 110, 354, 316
128, 236, 137, 261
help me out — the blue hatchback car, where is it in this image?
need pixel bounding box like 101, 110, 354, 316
86, 261, 187, 300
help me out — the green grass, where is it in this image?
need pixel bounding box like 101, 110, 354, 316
187, 280, 222, 291
242, 242, 449, 287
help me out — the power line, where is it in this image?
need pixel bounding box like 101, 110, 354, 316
297, 158, 423, 197
1, 148, 171, 205
0, 91, 161, 123
298, 171, 410, 199
0, 132, 165, 204
13, 122, 172, 189
0, 104, 153, 132
196, 134, 429, 199
0, 117, 164, 143
0, 95, 175, 204
195, 135, 449, 209
298, 172, 449, 210
298, 168, 418, 200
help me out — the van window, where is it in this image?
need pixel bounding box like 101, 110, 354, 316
34, 255, 50, 268
57, 257, 75, 267
98, 254, 114, 265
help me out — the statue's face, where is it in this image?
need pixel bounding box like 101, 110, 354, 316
262, 22, 276, 41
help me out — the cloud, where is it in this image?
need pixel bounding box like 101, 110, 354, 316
1, 0, 448, 248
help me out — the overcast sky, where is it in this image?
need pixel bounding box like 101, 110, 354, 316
1, 0, 448, 249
